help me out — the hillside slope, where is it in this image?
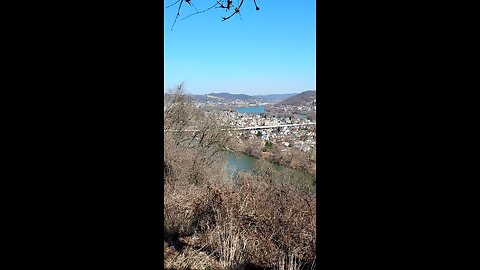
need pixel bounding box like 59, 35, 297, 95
277, 90, 316, 105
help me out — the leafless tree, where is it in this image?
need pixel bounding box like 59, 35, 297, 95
164, 84, 232, 184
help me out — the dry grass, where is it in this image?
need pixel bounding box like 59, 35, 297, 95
207, 223, 247, 269
164, 243, 220, 270
164, 172, 316, 269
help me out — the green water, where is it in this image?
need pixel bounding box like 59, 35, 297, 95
225, 151, 316, 193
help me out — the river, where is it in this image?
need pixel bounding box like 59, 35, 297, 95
227, 105, 315, 192
235, 106, 265, 114
235, 106, 308, 120
224, 151, 316, 194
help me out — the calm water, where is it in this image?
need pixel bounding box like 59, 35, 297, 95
235, 106, 265, 114
225, 151, 316, 193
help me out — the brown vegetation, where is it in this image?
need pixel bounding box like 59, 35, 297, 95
164, 86, 316, 269
234, 136, 316, 177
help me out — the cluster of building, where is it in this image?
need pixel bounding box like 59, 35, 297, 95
198, 98, 264, 107
165, 93, 317, 152
209, 106, 316, 152
266, 102, 317, 121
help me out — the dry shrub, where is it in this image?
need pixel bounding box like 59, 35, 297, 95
164, 244, 220, 270
164, 181, 222, 238
207, 222, 247, 269
200, 175, 316, 268
164, 163, 316, 268
275, 252, 301, 270
164, 133, 229, 185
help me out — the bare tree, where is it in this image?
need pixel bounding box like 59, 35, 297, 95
164, 84, 232, 184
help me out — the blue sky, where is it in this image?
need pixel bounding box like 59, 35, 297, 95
164, 1, 316, 95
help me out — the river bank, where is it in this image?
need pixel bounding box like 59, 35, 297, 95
227, 143, 316, 177
224, 149, 316, 193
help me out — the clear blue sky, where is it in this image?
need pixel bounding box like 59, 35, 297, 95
164, 1, 316, 95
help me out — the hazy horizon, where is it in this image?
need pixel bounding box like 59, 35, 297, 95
163, 89, 316, 96
164, 1, 316, 96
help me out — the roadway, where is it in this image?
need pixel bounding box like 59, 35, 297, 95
165, 123, 315, 132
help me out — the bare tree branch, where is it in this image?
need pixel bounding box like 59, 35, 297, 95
253, 0, 260, 10
187, 0, 199, 13
166, 0, 181, 9
222, 0, 244, 21
167, 0, 261, 27
171, 0, 184, 31
180, 2, 222, 21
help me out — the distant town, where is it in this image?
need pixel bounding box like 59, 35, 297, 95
165, 90, 316, 154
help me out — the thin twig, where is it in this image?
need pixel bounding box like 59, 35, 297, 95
169, 0, 260, 27
185, 0, 199, 13
180, 2, 221, 21
171, 0, 184, 31
165, 0, 181, 9
221, 0, 244, 21
253, 0, 260, 10
190, 2, 199, 12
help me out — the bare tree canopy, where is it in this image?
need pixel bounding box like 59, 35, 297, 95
166, 0, 261, 30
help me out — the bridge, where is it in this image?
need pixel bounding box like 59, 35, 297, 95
231, 123, 316, 131
165, 123, 316, 132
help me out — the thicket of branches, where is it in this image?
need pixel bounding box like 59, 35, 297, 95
166, 0, 261, 30
164, 83, 231, 184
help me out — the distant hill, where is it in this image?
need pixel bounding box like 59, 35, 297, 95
207, 93, 253, 100
165, 92, 300, 103
253, 93, 296, 102
205, 92, 297, 102
277, 90, 316, 105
